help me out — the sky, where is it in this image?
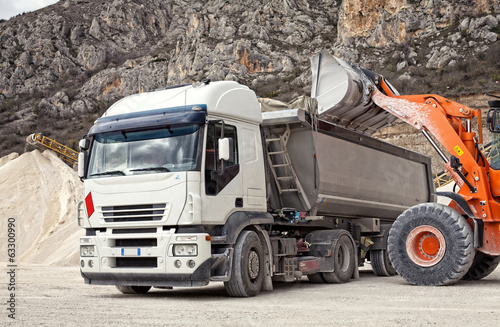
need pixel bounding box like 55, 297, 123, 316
0, 0, 59, 20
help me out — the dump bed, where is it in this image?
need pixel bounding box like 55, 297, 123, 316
262, 109, 434, 221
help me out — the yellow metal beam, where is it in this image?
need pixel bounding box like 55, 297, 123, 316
26, 133, 78, 166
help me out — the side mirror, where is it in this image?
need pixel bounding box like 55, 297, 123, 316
78, 152, 86, 179
218, 137, 233, 161
79, 138, 90, 151
487, 109, 500, 133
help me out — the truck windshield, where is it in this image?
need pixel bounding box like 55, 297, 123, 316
87, 125, 201, 178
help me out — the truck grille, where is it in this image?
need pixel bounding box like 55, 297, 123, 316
115, 257, 158, 268
102, 204, 166, 223
115, 239, 157, 247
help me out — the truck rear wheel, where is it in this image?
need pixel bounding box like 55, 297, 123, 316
388, 203, 474, 286
115, 285, 151, 294
462, 251, 500, 280
321, 232, 355, 283
224, 230, 264, 297
307, 272, 326, 283
371, 249, 397, 276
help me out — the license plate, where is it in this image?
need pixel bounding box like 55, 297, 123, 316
121, 248, 141, 256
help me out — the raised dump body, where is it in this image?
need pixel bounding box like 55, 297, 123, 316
263, 109, 434, 221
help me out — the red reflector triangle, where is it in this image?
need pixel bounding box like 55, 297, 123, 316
85, 192, 95, 217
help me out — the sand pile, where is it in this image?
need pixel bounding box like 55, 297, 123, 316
0, 150, 84, 266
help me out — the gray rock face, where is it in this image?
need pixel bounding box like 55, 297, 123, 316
0, 0, 499, 159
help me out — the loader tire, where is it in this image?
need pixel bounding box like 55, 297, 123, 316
461, 251, 500, 280
387, 203, 474, 286
321, 232, 355, 283
224, 230, 264, 297
371, 249, 397, 277
115, 285, 151, 294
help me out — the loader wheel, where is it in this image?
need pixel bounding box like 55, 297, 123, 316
371, 249, 397, 276
462, 251, 500, 280
115, 285, 151, 294
388, 203, 474, 286
224, 230, 264, 297
321, 232, 355, 283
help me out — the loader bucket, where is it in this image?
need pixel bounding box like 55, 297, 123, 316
310, 51, 397, 135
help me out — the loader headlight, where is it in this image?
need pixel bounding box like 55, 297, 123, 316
80, 245, 96, 257
173, 244, 197, 257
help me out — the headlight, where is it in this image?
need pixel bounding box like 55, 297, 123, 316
80, 245, 96, 257
173, 244, 197, 256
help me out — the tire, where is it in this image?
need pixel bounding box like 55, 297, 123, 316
307, 272, 326, 283
371, 249, 397, 276
224, 230, 264, 297
388, 203, 474, 286
462, 251, 500, 280
321, 232, 355, 283
115, 285, 151, 294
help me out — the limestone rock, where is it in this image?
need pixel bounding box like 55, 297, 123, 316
397, 61, 408, 71
0, 0, 499, 160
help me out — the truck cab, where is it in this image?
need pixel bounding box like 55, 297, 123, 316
78, 81, 269, 292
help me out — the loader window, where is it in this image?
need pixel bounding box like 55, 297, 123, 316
205, 123, 239, 195
490, 133, 500, 170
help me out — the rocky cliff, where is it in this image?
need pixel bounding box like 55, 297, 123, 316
1, 0, 499, 171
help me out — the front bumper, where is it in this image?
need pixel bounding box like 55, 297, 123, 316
81, 259, 211, 287
79, 228, 212, 287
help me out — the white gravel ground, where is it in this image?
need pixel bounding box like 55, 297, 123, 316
2, 264, 500, 326
2, 151, 500, 326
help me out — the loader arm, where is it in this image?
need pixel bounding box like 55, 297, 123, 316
371, 85, 500, 254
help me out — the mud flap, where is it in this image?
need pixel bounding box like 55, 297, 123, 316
352, 237, 360, 280
210, 248, 233, 282
256, 227, 274, 291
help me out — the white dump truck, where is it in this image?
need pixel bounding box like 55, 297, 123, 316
77, 53, 434, 297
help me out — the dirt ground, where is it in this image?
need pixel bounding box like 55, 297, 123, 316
3, 263, 500, 327
2, 151, 500, 326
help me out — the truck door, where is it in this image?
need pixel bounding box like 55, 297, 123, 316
202, 121, 244, 223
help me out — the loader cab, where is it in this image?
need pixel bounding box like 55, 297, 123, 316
485, 100, 500, 197
487, 100, 500, 170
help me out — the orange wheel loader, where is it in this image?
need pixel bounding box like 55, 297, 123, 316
372, 78, 500, 285
309, 51, 500, 286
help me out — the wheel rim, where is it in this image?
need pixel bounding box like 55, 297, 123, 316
248, 249, 260, 280
406, 225, 446, 267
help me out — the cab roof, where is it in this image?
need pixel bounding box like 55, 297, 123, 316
101, 81, 263, 124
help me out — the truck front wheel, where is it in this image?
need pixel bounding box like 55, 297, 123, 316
115, 285, 151, 294
224, 230, 264, 297
388, 203, 474, 286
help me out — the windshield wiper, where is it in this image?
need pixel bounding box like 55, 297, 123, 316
130, 167, 170, 172
90, 170, 125, 177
